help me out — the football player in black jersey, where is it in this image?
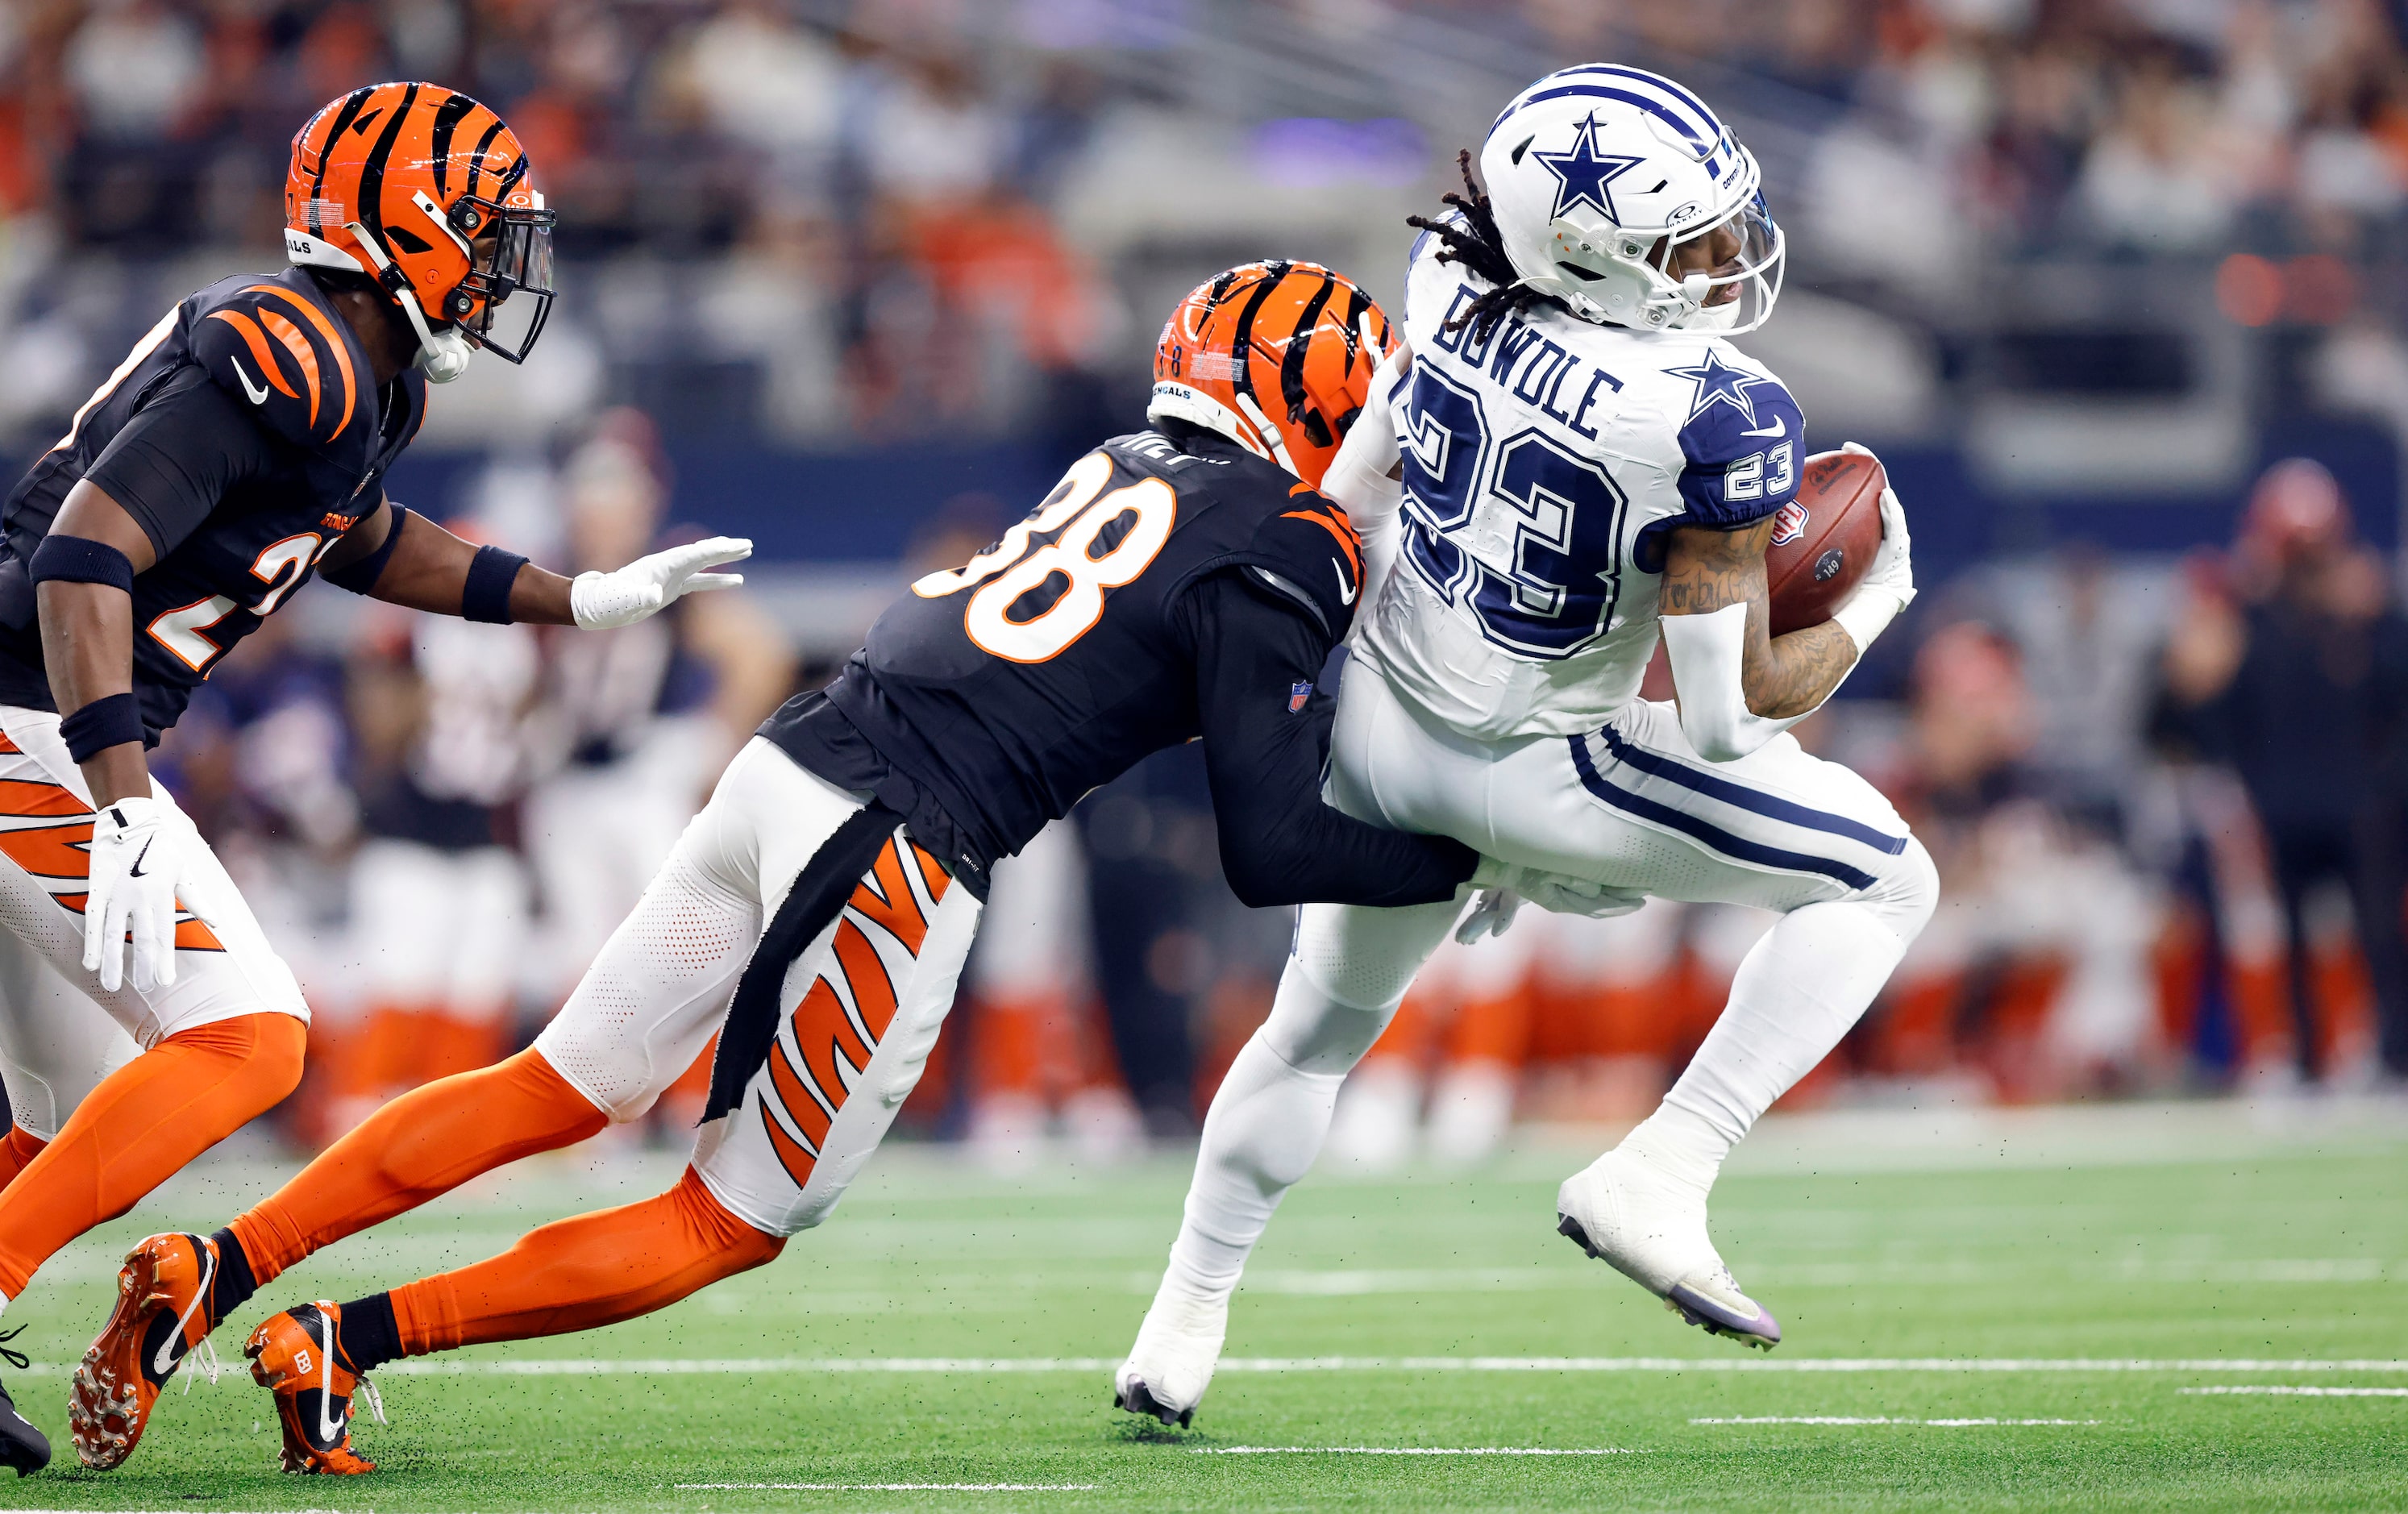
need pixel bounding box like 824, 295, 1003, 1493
0, 84, 747, 1476
105, 261, 1613, 1474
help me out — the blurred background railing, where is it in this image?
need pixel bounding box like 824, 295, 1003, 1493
5, 0, 2406, 1164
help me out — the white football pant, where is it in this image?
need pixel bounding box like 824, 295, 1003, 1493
1162, 654, 1936, 1300
534, 738, 981, 1237
0, 706, 309, 1139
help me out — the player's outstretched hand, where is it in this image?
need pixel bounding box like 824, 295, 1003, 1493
81, 797, 197, 993
571, 536, 753, 630
1457, 865, 1647, 944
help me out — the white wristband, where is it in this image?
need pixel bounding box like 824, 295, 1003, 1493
1831, 584, 1908, 657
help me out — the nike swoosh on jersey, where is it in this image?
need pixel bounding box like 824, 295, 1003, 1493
1334, 562, 1358, 606
229, 356, 270, 406
1740, 416, 1786, 439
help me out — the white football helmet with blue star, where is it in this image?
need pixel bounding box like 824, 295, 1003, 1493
1478, 65, 1784, 335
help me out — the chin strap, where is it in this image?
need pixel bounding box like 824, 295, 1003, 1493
343, 220, 475, 383
1233, 390, 1303, 479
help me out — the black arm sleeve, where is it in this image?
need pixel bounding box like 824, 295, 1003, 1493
82, 366, 278, 559
1188, 569, 1478, 909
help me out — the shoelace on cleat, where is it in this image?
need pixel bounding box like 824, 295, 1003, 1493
180, 1336, 222, 1395
354, 1374, 386, 1427
0, 1326, 27, 1373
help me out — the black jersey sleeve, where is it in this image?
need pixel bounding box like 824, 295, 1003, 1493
1227, 485, 1362, 639
81, 365, 280, 559
188, 276, 374, 455
1187, 569, 1478, 909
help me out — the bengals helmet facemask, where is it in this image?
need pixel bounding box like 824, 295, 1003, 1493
1150, 260, 1397, 491
283, 82, 556, 382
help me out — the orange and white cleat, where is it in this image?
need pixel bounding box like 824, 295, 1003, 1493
243, 1303, 381, 1475
70, 1233, 224, 1470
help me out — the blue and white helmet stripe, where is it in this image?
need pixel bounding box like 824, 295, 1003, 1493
1491, 65, 1726, 162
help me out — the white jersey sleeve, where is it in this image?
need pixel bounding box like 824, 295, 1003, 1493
1317, 345, 1409, 628
1358, 226, 1807, 740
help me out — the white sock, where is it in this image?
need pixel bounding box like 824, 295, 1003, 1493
1161, 899, 1456, 1304
1166, 1028, 1346, 1302
1635, 892, 1921, 1181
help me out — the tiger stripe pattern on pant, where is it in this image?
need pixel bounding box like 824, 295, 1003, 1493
0, 735, 223, 952
756, 834, 950, 1185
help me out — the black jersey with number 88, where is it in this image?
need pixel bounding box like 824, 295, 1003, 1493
760, 423, 1403, 892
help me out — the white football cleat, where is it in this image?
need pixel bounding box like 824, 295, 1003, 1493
1114, 1273, 1229, 1428
1555, 1146, 1780, 1350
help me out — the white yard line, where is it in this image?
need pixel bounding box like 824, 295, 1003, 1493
2181, 1386, 2408, 1397
328, 1354, 2408, 1376
676, 1483, 1097, 1491
22, 1354, 2400, 1379
1196, 1446, 1643, 1455
1692, 1416, 2099, 1425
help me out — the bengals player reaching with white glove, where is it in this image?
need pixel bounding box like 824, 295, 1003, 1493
0, 83, 746, 1477
93, 261, 1617, 1476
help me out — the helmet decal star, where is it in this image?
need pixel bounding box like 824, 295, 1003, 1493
1665, 348, 1773, 426
1533, 114, 1647, 225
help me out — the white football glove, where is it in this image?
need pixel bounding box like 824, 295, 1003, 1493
82, 796, 197, 993
570, 536, 753, 630
1457, 864, 1648, 945
1831, 442, 1915, 656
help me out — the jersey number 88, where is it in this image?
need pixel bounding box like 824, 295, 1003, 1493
910, 451, 1177, 664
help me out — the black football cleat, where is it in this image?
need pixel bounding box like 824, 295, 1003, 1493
0, 1327, 53, 1474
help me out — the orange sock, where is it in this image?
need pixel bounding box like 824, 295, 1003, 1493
229, 1047, 605, 1287
0, 1126, 47, 1191
389, 1167, 781, 1356
0, 1013, 305, 1301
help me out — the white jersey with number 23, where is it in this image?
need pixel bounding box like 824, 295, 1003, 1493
1356, 222, 1809, 742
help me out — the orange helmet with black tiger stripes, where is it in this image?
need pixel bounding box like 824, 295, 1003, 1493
1150, 260, 1396, 490
283, 82, 555, 378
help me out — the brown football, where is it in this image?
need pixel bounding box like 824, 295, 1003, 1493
1766, 448, 1886, 637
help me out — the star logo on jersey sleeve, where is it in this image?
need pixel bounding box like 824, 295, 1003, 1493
1664, 348, 1774, 426
1533, 114, 1647, 225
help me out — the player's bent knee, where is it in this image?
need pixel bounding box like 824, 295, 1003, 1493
1862, 834, 1939, 947
164, 1011, 309, 1107
676, 1166, 789, 1266
1259, 990, 1393, 1077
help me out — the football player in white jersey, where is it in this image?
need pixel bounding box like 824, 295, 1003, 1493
1118, 66, 1938, 1425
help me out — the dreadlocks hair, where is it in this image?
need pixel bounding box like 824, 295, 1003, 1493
1405, 150, 1556, 339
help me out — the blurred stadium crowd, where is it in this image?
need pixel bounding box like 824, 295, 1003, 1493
5, 0, 2408, 1165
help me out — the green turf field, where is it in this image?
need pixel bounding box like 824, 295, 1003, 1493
4, 1100, 2406, 1512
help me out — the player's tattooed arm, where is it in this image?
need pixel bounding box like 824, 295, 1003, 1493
1660, 519, 1861, 721
324, 499, 578, 623
1658, 518, 1763, 617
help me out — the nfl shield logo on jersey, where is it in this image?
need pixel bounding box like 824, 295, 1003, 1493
1289, 680, 1313, 713
1769, 501, 1809, 547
